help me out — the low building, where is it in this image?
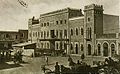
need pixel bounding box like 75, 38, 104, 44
0, 29, 28, 61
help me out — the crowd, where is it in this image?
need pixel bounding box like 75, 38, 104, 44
42, 55, 120, 74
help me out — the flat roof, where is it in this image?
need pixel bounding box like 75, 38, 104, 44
40, 7, 81, 17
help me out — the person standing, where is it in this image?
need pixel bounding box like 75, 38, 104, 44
45, 56, 48, 65
55, 62, 60, 74
68, 55, 74, 66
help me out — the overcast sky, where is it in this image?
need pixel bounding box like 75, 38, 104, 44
0, 0, 119, 31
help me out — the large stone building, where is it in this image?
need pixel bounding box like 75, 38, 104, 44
28, 4, 119, 57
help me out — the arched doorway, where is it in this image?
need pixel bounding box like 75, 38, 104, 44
97, 44, 101, 56
111, 44, 115, 57
88, 44, 91, 55
103, 43, 109, 56
75, 44, 78, 54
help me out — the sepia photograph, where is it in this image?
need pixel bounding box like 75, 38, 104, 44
0, 0, 120, 74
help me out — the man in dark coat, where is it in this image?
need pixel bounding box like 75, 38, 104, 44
55, 62, 60, 74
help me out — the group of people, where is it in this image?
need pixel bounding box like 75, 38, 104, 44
13, 51, 23, 64
54, 55, 86, 74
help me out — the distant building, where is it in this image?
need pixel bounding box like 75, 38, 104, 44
0, 29, 28, 50
28, 4, 119, 57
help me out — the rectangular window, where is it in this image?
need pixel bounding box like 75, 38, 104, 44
16, 35, 18, 39
60, 20, 63, 24
51, 30, 55, 38
56, 43, 58, 49
56, 30, 58, 38
29, 33, 31, 37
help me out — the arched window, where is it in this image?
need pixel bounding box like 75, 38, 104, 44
71, 29, 73, 36
81, 28, 84, 35
81, 44, 84, 51
36, 32, 37, 37
41, 31, 43, 38
70, 44, 73, 50
44, 23, 46, 26
33, 32, 35, 37
47, 31, 49, 37
75, 44, 78, 54
44, 31, 46, 38
64, 29, 67, 37
111, 44, 115, 56
47, 43, 49, 49
41, 43, 43, 48
76, 28, 78, 35
103, 42, 108, 56
98, 44, 101, 56
47, 22, 49, 26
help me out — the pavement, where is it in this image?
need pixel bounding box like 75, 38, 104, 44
0, 56, 106, 74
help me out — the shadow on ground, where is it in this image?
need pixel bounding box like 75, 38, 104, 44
0, 61, 29, 70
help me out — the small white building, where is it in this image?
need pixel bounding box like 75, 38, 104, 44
12, 42, 36, 57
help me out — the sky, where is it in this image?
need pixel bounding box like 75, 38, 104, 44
0, 0, 119, 31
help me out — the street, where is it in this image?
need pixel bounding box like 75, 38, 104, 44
0, 55, 106, 74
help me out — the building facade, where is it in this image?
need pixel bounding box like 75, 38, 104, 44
0, 29, 28, 50
28, 4, 119, 57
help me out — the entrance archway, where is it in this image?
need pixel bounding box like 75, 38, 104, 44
111, 44, 115, 57
88, 44, 91, 55
75, 44, 78, 54
97, 44, 101, 56
103, 42, 108, 56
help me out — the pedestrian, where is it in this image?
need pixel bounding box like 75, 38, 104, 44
77, 60, 81, 65
81, 53, 85, 61
68, 55, 75, 66
45, 56, 48, 65
55, 62, 60, 74
68, 55, 72, 61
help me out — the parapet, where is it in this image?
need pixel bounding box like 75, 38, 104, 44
84, 4, 103, 11
28, 16, 39, 25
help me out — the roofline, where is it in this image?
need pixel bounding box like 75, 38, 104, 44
40, 7, 81, 17
0, 31, 18, 33
0, 29, 28, 33
103, 14, 119, 17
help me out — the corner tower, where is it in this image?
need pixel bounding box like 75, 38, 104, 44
84, 4, 103, 56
